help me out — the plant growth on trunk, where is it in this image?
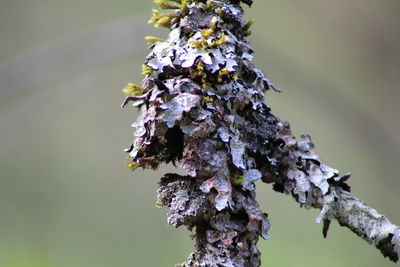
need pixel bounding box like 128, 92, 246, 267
122, 0, 400, 266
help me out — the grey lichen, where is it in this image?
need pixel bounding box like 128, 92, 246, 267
316, 188, 400, 261
122, 0, 399, 265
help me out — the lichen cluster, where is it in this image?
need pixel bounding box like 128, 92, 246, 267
122, 0, 357, 266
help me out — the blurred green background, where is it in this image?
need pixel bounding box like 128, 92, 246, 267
0, 0, 399, 266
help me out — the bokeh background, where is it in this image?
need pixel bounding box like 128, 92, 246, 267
0, 0, 399, 266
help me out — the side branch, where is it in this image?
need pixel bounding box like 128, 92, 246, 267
325, 187, 400, 262
262, 119, 400, 262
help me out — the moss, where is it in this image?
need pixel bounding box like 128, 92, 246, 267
187, 62, 237, 88
126, 161, 141, 170
145, 36, 164, 46
202, 96, 214, 102
231, 175, 244, 185
201, 22, 217, 38
155, 198, 163, 208
243, 19, 254, 37
163, 93, 172, 103
180, 0, 193, 13
210, 32, 228, 47
217, 67, 233, 84
217, 7, 223, 17
142, 64, 154, 75
191, 29, 226, 51
233, 122, 241, 130
148, 9, 181, 28
122, 83, 144, 96
154, 0, 180, 10
148, 0, 195, 29
190, 36, 208, 50
189, 60, 209, 87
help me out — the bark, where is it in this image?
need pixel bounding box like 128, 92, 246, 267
122, 0, 400, 265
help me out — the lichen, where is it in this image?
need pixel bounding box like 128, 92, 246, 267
119, 0, 380, 266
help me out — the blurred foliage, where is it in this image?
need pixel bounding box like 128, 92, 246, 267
0, 0, 399, 266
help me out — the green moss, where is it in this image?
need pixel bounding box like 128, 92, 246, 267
189, 60, 209, 87
162, 93, 172, 103
202, 22, 217, 38
180, 0, 193, 13
190, 36, 208, 50
148, 9, 180, 28
233, 123, 241, 129
203, 96, 214, 102
126, 161, 141, 170
154, 0, 179, 10
141, 64, 154, 75
217, 67, 234, 83
210, 32, 228, 47
122, 83, 144, 96
155, 198, 163, 208
231, 175, 244, 185
191, 27, 226, 51
217, 7, 223, 17
243, 19, 254, 37
145, 36, 164, 46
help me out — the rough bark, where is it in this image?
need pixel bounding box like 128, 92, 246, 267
122, 0, 400, 265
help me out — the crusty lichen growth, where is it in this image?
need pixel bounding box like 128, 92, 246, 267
317, 188, 400, 261
122, 0, 400, 265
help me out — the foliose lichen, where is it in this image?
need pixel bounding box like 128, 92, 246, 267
121, 0, 363, 266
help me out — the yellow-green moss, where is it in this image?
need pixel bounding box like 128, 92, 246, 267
217, 67, 231, 83
141, 64, 154, 75
154, 0, 179, 10
126, 161, 141, 170
243, 19, 254, 37
202, 96, 214, 102
210, 32, 228, 47
217, 7, 223, 17
162, 93, 172, 103
145, 36, 164, 46
192, 28, 226, 51
155, 198, 163, 208
122, 83, 144, 96
231, 175, 244, 185
148, 9, 180, 28
202, 22, 217, 38
189, 60, 209, 87
190, 36, 208, 50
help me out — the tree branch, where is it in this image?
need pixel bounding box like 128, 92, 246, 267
260, 118, 400, 262
122, 0, 399, 265
325, 187, 400, 262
